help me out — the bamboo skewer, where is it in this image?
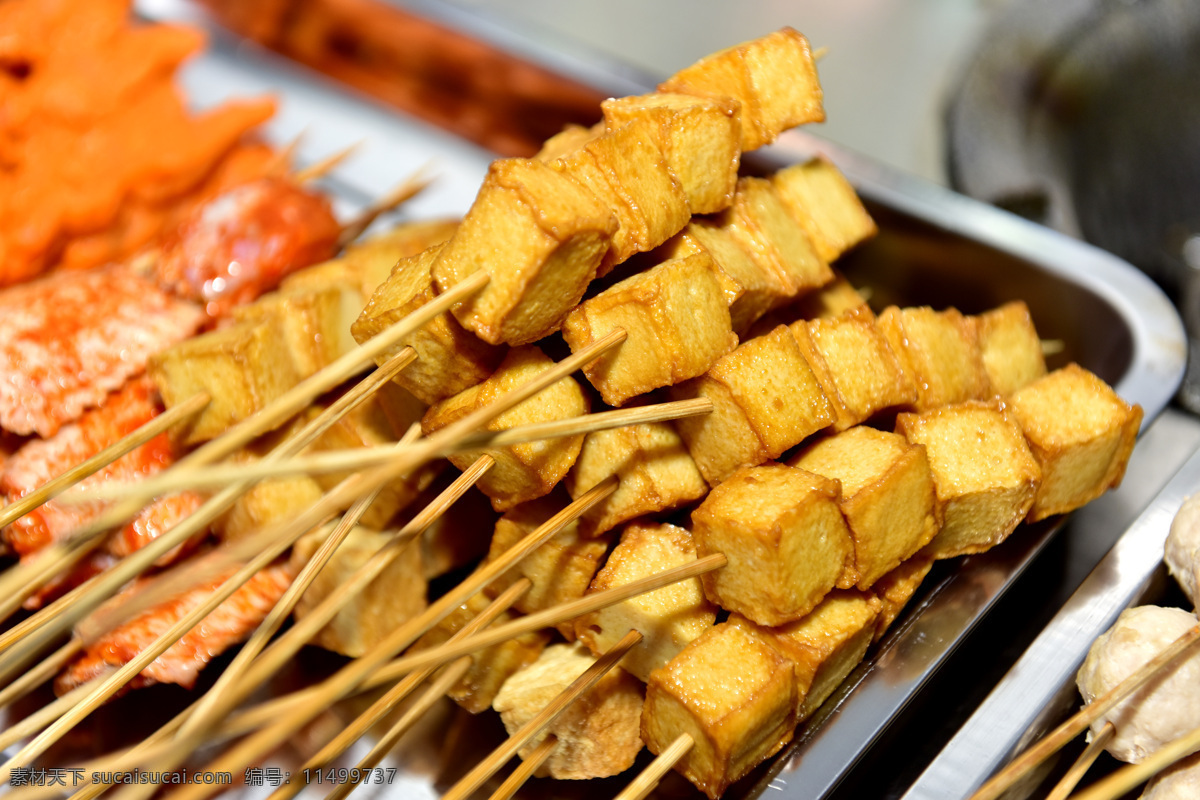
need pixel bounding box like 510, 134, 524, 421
0, 392, 210, 530
280, 579, 534, 800
336, 165, 435, 248
0, 576, 97, 654
1069, 722, 1200, 800
1045, 723, 1114, 800
294, 142, 362, 183
615, 734, 695, 800
0, 638, 81, 710
970, 624, 1200, 800
441, 629, 644, 800
0, 268, 484, 618
486, 736, 558, 800
74, 397, 713, 502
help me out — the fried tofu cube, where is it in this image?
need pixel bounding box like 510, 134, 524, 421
877, 306, 992, 411
421, 347, 590, 511
672, 326, 834, 486
723, 177, 833, 302
974, 301, 1047, 396
870, 554, 934, 641
231, 283, 361, 378
659, 27, 824, 152
642, 621, 797, 799
535, 122, 605, 162
562, 253, 736, 406
290, 524, 427, 658
282, 219, 460, 301
896, 401, 1042, 558
692, 464, 853, 625
789, 427, 939, 589
351, 243, 505, 405
771, 158, 877, 263
416, 484, 497, 580
793, 271, 874, 321
149, 319, 301, 445
1007, 364, 1142, 521
663, 221, 781, 334
412, 590, 549, 714
575, 522, 717, 682
311, 395, 433, 529
419, 348, 588, 511
483, 492, 609, 638
493, 642, 645, 780
431, 157, 618, 346
554, 118, 690, 274
217, 452, 325, 543
790, 308, 916, 431
565, 421, 708, 537
731, 588, 881, 721
602, 92, 741, 214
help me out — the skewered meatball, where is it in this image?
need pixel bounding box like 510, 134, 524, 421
1165, 493, 1200, 608
1076, 605, 1200, 763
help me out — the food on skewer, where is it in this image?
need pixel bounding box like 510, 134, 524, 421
974, 300, 1048, 396
574, 521, 716, 683
1164, 493, 1200, 607
493, 641, 645, 780
1076, 606, 1200, 764
790, 426, 939, 590
771, 157, 878, 264
0, 19, 1157, 800
55, 562, 295, 694
1141, 752, 1200, 799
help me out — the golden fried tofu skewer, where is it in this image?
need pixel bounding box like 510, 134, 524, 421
274, 578, 537, 800
1043, 723, 1114, 800
441, 629, 644, 800
970, 624, 1200, 800
74, 397, 714, 502
615, 733, 696, 800
0, 393, 209, 530
0, 274, 486, 667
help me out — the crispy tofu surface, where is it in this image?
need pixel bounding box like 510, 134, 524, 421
231, 282, 360, 379
771, 158, 877, 263
562, 252, 736, 406
565, 420, 707, 537
793, 271, 874, 321
575, 522, 717, 682
659, 27, 824, 151
790, 307, 916, 431
1007, 364, 1142, 521
413, 590, 549, 714
692, 463, 853, 625
602, 92, 741, 214
643, 621, 796, 799
431, 158, 618, 346
484, 492, 609, 638
149, 319, 301, 446
673, 326, 833, 486
493, 642, 645, 780
290, 525, 426, 658
664, 221, 781, 334
421, 346, 589, 511
974, 301, 1047, 396
791, 426, 940, 589
897, 400, 1042, 558
877, 306, 992, 412
351, 243, 505, 405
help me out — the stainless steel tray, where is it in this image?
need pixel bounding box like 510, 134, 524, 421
23, 2, 1185, 798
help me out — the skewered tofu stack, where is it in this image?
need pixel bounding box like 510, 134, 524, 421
84, 25, 1147, 800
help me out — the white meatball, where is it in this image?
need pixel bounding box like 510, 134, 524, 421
1142, 752, 1200, 799
1077, 605, 1200, 763
1165, 494, 1200, 607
